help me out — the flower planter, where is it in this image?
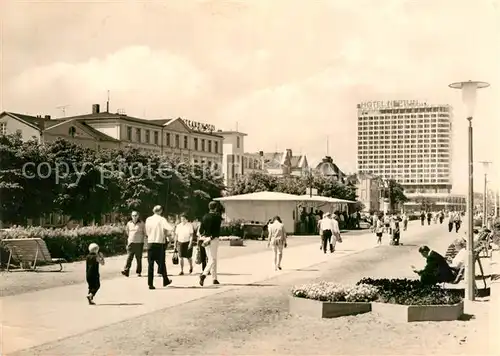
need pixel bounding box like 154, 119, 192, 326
371, 300, 464, 322
229, 239, 244, 247
289, 296, 371, 318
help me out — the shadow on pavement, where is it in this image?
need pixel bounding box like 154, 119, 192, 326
221, 283, 277, 287
96, 303, 144, 306
293, 268, 319, 272
458, 313, 475, 321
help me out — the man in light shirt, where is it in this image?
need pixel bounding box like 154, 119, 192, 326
121, 211, 146, 277
319, 212, 340, 253
145, 205, 174, 290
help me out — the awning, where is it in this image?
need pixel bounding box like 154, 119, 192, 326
297, 195, 356, 204
215, 191, 301, 202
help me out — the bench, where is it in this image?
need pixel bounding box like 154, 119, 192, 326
445, 245, 488, 291
1, 238, 66, 272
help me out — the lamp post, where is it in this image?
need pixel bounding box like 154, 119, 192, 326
449, 80, 490, 301
478, 161, 491, 227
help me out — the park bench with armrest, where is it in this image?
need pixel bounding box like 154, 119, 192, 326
445, 245, 488, 290
2, 238, 66, 272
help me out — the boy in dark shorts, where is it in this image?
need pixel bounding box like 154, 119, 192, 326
86, 243, 105, 305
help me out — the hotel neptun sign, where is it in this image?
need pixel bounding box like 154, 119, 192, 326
357, 100, 429, 110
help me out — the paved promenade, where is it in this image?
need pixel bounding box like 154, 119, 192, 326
0, 222, 448, 355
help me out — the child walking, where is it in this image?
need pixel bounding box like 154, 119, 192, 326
86, 243, 105, 305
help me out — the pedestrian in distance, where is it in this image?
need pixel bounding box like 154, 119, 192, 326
375, 215, 384, 245
121, 211, 146, 277
145, 205, 174, 290
174, 214, 194, 275
420, 211, 425, 226
267, 216, 288, 271
318, 212, 335, 253
454, 212, 462, 233
86, 243, 105, 305
198, 201, 223, 287
426, 211, 432, 225
401, 212, 408, 231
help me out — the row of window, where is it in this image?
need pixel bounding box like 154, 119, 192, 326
125, 126, 219, 153
358, 114, 450, 121
0, 123, 6, 135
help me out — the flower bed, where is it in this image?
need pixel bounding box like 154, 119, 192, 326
289, 282, 377, 318
356, 278, 463, 305
0, 225, 126, 263
357, 278, 464, 322
289, 279, 464, 321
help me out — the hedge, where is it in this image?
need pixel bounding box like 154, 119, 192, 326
0, 221, 246, 265
0, 225, 127, 263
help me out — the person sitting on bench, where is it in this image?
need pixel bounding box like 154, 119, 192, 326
411, 245, 456, 285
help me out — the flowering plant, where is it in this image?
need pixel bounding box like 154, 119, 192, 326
291, 281, 378, 302
356, 278, 463, 305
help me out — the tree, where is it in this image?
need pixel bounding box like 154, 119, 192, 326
415, 196, 434, 212
0, 133, 56, 224
353, 201, 365, 212
387, 179, 408, 211
228, 171, 278, 195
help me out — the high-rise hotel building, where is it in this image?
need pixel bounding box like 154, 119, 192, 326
357, 100, 453, 194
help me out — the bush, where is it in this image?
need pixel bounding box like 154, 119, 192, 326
291, 281, 379, 302
356, 278, 463, 305
0, 225, 127, 262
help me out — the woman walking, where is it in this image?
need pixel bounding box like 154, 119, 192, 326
267, 216, 288, 271
375, 215, 384, 245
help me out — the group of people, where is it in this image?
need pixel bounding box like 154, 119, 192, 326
298, 208, 361, 234
370, 212, 407, 245
85, 201, 223, 305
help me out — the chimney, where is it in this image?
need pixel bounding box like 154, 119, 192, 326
44, 115, 51, 120
92, 104, 100, 114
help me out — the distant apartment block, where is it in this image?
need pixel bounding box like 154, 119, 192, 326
356, 100, 453, 195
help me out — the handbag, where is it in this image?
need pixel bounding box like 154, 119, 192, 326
195, 247, 202, 265
172, 250, 179, 265
335, 233, 343, 243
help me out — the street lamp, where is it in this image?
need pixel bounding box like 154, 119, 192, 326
449, 80, 490, 301
478, 161, 492, 227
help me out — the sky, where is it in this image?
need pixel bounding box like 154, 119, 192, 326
1, 0, 499, 194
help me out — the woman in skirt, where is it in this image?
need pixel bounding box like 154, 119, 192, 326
267, 216, 288, 271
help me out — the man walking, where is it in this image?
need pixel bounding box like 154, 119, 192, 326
145, 205, 173, 290
198, 201, 223, 286
121, 211, 145, 277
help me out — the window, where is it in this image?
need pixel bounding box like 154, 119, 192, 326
208, 140, 212, 152
166, 133, 171, 147
135, 128, 141, 142
237, 136, 240, 148
175, 134, 180, 148
145, 130, 150, 143
0, 123, 7, 135
184, 136, 188, 149
154, 131, 159, 145
194, 138, 199, 150
201, 139, 205, 151
127, 126, 132, 141
214, 141, 218, 153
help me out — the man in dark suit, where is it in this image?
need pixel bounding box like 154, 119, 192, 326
411, 245, 455, 285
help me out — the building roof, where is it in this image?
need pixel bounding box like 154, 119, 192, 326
1, 111, 46, 130
44, 118, 119, 142
216, 130, 248, 136
215, 191, 301, 202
